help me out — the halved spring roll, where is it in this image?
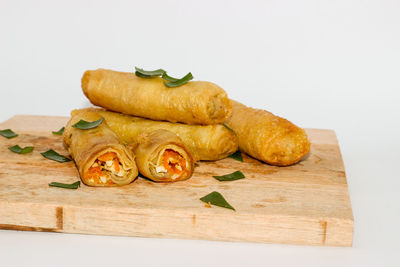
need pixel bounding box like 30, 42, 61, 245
63, 110, 138, 186
133, 129, 195, 182
225, 100, 311, 166
81, 69, 232, 125
71, 108, 238, 161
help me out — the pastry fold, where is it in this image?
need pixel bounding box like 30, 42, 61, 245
71, 108, 238, 161
225, 100, 310, 166
81, 69, 232, 125
63, 110, 138, 186
133, 129, 195, 182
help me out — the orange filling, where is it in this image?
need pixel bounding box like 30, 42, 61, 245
86, 166, 102, 184
98, 152, 116, 162
86, 152, 121, 185
163, 149, 186, 175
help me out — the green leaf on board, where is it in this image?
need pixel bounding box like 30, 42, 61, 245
8, 145, 34, 154
200, 191, 235, 211
213, 171, 245, 182
49, 181, 80, 189
228, 151, 243, 162
41, 149, 71, 162
0, 129, 18, 139
52, 127, 65, 135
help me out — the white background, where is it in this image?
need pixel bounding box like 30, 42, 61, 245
1, 0, 399, 266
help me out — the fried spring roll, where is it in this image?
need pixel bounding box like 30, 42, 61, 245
133, 129, 195, 182
225, 100, 310, 166
81, 69, 232, 125
71, 108, 238, 161
63, 110, 138, 186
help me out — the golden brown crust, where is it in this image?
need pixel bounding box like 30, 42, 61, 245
71, 108, 238, 161
225, 100, 310, 166
133, 129, 195, 182
81, 69, 232, 125
63, 110, 138, 186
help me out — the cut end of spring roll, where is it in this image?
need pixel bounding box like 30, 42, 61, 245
82, 148, 137, 186
133, 129, 195, 182
226, 100, 310, 166
81, 69, 232, 125
63, 110, 138, 187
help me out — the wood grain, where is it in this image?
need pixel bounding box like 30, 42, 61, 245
0, 115, 353, 246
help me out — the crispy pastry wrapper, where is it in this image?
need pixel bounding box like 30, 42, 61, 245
71, 108, 238, 161
225, 100, 310, 166
81, 69, 232, 125
133, 129, 195, 182
63, 110, 138, 186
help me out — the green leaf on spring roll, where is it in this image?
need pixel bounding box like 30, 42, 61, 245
8, 145, 34, 154
49, 181, 80, 189
135, 67, 165, 78
213, 171, 245, 182
228, 151, 243, 162
52, 127, 65, 135
72, 118, 104, 130
164, 72, 193, 88
161, 72, 179, 82
0, 129, 18, 139
41, 149, 71, 162
200, 191, 235, 211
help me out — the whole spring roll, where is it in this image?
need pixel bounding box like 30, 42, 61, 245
81, 69, 232, 125
71, 108, 238, 161
225, 100, 310, 166
63, 110, 138, 186
133, 129, 195, 182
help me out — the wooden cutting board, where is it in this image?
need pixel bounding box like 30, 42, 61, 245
0, 115, 353, 246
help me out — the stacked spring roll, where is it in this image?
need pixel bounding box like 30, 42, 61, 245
73, 67, 311, 186
82, 69, 232, 125
63, 110, 138, 186
78, 68, 236, 182
71, 108, 237, 161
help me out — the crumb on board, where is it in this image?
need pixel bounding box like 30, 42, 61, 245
204, 202, 211, 208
